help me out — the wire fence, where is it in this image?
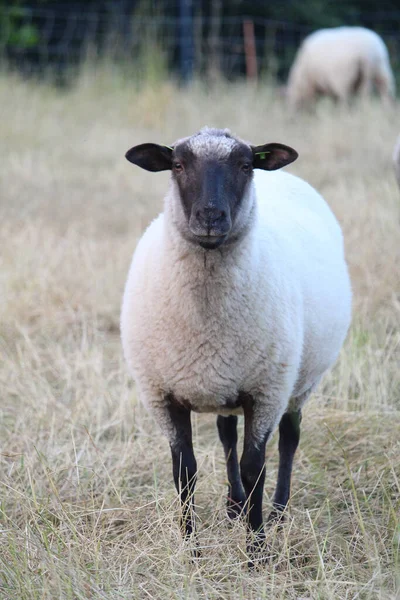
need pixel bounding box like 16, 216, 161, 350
2, 4, 400, 84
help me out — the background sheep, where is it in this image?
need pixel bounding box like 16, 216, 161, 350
121, 127, 352, 563
392, 134, 400, 187
287, 26, 395, 109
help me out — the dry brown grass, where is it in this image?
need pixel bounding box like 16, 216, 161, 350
1, 69, 400, 599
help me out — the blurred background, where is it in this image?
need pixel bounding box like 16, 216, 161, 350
2, 0, 400, 86
1, 1, 400, 599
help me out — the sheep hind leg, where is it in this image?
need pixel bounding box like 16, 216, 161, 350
357, 72, 373, 101
166, 396, 199, 554
268, 380, 319, 525
267, 409, 302, 525
217, 415, 246, 520
375, 71, 396, 106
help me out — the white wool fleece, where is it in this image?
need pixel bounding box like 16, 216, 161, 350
121, 154, 352, 443
287, 26, 395, 108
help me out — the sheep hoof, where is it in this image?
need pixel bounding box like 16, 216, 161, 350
184, 534, 201, 561
267, 509, 285, 528
246, 531, 272, 568
191, 544, 202, 560
227, 495, 246, 520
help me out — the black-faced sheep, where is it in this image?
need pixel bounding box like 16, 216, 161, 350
121, 127, 352, 563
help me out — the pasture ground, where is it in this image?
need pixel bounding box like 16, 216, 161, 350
1, 69, 400, 599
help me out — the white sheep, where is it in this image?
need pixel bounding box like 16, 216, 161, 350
121, 127, 352, 563
287, 26, 395, 109
392, 134, 400, 187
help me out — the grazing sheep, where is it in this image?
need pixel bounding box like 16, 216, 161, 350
393, 134, 400, 187
121, 127, 352, 562
287, 26, 395, 109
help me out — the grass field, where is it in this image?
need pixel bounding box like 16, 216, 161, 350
1, 68, 400, 599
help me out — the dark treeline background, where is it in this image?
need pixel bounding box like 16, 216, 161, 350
1, 0, 400, 84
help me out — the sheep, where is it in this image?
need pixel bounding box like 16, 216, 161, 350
287, 26, 395, 110
121, 127, 352, 563
392, 134, 400, 188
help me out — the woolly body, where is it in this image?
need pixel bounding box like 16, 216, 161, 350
121, 151, 351, 441
287, 26, 395, 108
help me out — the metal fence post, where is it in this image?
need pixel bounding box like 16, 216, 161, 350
179, 0, 194, 83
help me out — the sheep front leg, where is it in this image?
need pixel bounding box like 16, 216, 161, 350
217, 415, 246, 519
240, 396, 272, 564
165, 396, 198, 542
268, 409, 301, 522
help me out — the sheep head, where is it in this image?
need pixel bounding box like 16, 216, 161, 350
126, 128, 298, 250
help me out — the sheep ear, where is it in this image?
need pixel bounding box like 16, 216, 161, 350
252, 143, 298, 171
125, 143, 173, 172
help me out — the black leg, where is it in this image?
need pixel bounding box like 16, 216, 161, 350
166, 397, 197, 539
268, 410, 301, 522
239, 396, 271, 562
217, 415, 246, 519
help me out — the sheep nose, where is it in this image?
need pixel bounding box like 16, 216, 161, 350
196, 207, 227, 229
189, 204, 232, 239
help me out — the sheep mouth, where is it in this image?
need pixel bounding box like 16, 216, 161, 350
194, 234, 227, 250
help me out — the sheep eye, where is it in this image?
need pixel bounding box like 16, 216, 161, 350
173, 162, 183, 172
242, 163, 251, 173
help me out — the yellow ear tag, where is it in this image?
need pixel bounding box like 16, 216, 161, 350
256, 151, 271, 160
165, 146, 173, 151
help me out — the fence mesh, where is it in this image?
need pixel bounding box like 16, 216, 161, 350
2, 4, 400, 83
